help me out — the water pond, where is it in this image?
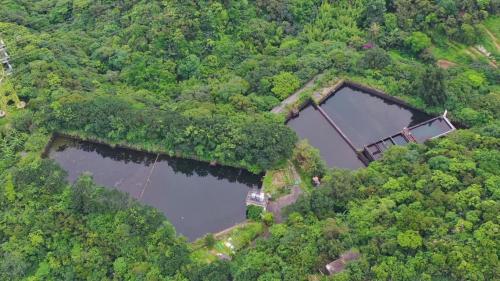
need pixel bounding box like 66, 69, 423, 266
287, 86, 431, 169
47, 136, 261, 241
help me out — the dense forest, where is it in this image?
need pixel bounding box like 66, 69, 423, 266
0, 0, 498, 280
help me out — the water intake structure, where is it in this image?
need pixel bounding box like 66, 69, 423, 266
287, 84, 456, 169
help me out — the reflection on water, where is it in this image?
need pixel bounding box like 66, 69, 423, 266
48, 137, 261, 241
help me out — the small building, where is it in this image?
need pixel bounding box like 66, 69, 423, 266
325, 250, 360, 275
246, 189, 269, 211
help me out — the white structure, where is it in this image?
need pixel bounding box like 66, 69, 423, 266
0, 39, 13, 75
246, 190, 269, 211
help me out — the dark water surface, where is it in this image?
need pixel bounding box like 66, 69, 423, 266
410, 118, 452, 142
48, 137, 261, 241
287, 105, 365, 169
320, 86, 431, 147
287, 86, 431, 169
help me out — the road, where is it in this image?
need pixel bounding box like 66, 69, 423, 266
271, 73, 324, 114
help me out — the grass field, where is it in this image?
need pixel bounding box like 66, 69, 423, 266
190, 222, 264, 263
262, 162, 297, 198
431, 16, 499, 68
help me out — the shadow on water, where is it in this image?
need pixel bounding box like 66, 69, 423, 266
51, 137, 260, 187
53, 137, 158, 165
48, 136, 261, 241
160, 155, 261, 187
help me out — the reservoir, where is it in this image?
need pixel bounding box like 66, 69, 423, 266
47, 136, 261, 241
320, 86, 430, 147
287, 85, 432, 169
287, 105, 365, 169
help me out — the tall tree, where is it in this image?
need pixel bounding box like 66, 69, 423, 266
417, 66, 448, 107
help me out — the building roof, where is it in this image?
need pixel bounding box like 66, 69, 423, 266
325, 250, 360, 275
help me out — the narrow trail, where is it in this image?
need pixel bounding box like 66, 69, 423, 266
139, 153, 160, 199
483, 27, 500, 51
271, 73, 324, 114
436, 59, 457, 69
470, 46, 497, 68
268, 166, 303, 223
213, 221, 250, 238
465, 48, 479, 59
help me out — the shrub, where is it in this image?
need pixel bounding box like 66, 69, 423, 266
360, 47, 391, 69
271, 72, 301, 99
293, 140, 327, 177
262, 212, 274, 226
405, 32, 431, 54
246, 205, 264, 221
204, 234, 216, 249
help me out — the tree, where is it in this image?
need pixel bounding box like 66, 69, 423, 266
246, 205, 263, 221
417, 66, 448, 107
292, 140, 327, 177
177, 54, 201, 79
204, 234, 216, 249
70, 174, 96, 214
459, 24, 479, 45
262, 212, 274, 226
271, 72, 300, 100
405, 32, 431, 54
360, 47, 392, 69
361, 0, 386, 26
4, 173, 16, 202
397, 230, 423, 249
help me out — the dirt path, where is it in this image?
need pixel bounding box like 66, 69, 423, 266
271, 73, 324, 114
267, 166, 303, 223
470, 46, 497, 68
437, 59, 457, 69
268, 186, 303, 223
213, 221, 249, 238
465, 48, 479, 60
464, 47, 497, 68
483, 27, 500, 51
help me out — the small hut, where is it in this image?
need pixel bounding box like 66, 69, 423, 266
325, 250, 360, 275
